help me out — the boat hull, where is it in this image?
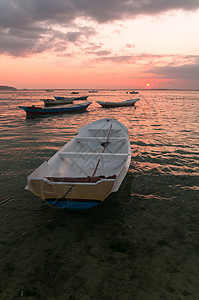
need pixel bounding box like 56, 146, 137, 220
97, 98, 140, 108
46, 198, 101, 210
19, 102, 91, 118
25, 118, 131, 211
28, 178, 115, 210
42, 99, 74, 106
54, 96, 73, 100
74, 96, 88, 100
54, 96, 88, 100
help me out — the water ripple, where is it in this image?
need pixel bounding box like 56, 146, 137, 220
0, 89, 199, 208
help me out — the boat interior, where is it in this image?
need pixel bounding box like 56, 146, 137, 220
28, 123, 130, 181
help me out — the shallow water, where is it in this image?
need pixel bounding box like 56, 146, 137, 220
0, 89, 199, 299
1, 89, 198, 204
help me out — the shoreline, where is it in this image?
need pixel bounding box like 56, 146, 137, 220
0, 175, 199, 299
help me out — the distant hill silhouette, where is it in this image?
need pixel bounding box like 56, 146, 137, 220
0, 85, 17, 90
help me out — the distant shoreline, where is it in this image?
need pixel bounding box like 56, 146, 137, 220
0, 86, 198, 91
0, 85, 17, 91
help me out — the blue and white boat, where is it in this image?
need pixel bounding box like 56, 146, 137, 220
18, 102, 91, 118
54, 96, 88, 101
24, 118, 131, 211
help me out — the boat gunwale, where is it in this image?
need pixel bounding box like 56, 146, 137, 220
59, 152, 129, 159
29, 177, 117, 186
97, 98, 140, 107
19, 101, 91, 111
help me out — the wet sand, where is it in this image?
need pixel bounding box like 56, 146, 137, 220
0, 173, 199, 300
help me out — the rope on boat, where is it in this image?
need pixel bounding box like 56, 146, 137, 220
51, 121, 113, 205
52, 185, 74, 206
92, 123, 112, 177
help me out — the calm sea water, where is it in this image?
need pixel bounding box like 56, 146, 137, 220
0, 89, 199, 299
0, 89, 198, 207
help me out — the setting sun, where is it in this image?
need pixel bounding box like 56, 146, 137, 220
146, 83, 150, 87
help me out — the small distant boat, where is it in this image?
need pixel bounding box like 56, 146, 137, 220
88, 90, 98, 93
54, 96, 75, 100
74, 96, 89, 100
129, 91, 138, 94
18, 102, 92, 118
97, 98, 140, 108
54, 96, 88, 101
42, 98, 73, 107
24, 118, 131, 211
71, 92, 79, 94
46, 89, 54, 92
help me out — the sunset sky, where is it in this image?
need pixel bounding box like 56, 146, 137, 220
0, 0, 199, 89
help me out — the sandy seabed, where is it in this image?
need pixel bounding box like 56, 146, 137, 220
0, 175, 199, 300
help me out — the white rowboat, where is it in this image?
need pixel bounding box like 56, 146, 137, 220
25, 118, 131, 211
97, 98, 140, 108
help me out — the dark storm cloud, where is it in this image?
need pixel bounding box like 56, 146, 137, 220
73, 0, 199, 22
0, 0, 95, 56
0, 0, 199, 56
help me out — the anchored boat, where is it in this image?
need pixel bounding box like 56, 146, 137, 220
97, 98, 140, 108
54, 96, 88, 101
41, 98, 74, 106
25, 118, 131, 211
129, 91, 138, 94
18, 102, 91, 118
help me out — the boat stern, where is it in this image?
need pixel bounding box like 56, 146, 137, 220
27, 177, 115, 210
